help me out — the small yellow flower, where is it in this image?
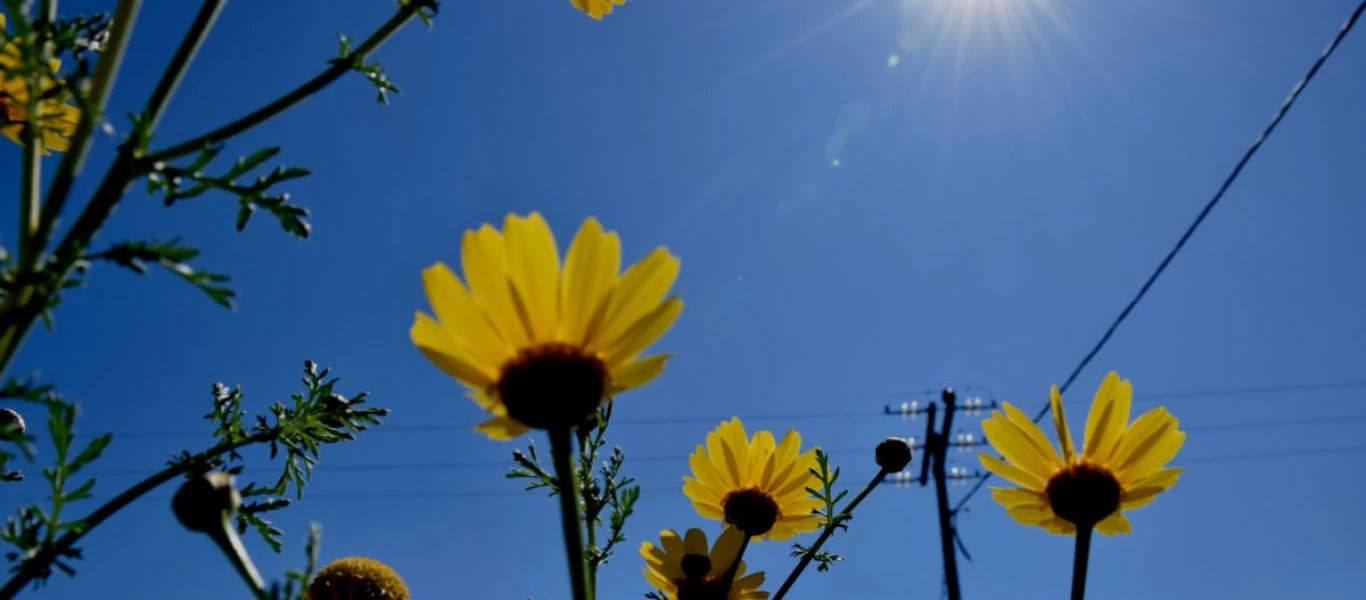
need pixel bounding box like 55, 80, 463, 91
571, 0, 628, 20
412, 212, 681, 440
0, 14, 81, 154
310, 557, 409, 600
683, 418, 823, 540
642, 526, 768, 600
979, 371, 1185, 535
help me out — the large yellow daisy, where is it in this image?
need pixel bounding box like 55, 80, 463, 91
412, 212, 682, 440
683, 418, 823, 541
979, 371, 1185, 535
641, 526, 768, 600
571, 0, 627, 20
0, 14, 80, 153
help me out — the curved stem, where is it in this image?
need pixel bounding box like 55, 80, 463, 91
1071, 525, 1093, 600
144, 1, 423, 164
210, 524, 268, 600
716, 534, 751, 597
548, 427, 592, 600
0, 430, 273, 599
772, 468, 890, 600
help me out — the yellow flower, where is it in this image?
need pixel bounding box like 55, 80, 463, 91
979, 371, 1185, 535
309, 557, 409, 600
571, 0, 628, 20
412, 212, 681, 440
642, 526, 768, 600
683, 418, 823, 540
0, 14, 81, 154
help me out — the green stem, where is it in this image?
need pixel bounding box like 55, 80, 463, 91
772, 468, 890, 600
0, 430, 274, 599
583, 459, 599, 589
209, 524, 268, 600
144, 1, 423, 164
29, 0, 142, 267
548, 427, 592, 600
1071, 525, 1093, 600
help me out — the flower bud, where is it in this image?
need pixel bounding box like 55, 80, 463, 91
875, 437, 913, 472
310, 557, 410, 600
0, 408, 25, 437
172, 472, 240, 534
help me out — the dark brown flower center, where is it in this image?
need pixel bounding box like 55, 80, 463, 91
722, 487, 780, 537
496, 343, 607, 431
680, 553, 712, 581
1045, 463, 1122, 529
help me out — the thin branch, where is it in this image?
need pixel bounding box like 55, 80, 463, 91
144, 1, 426, 164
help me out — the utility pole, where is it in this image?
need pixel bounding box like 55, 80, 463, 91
927, 388, 962, 600
884, 388, 993, 600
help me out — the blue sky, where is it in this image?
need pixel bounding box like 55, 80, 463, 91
2, 0, 1364, 598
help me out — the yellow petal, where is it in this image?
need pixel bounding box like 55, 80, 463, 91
693, 500, 725, 520
979, 453, 1045, 491
735, 571, 766, 595
722, 418, 752, 488
605, 296, 683, 365
423, 263, 511, 367
708, 527, 743, 578
502, 212, 560, 342
560, 218, 621, 344
683, 528, 707, 556
688, 444, 725, 491
749, 431, 776, 486
610, 354, 670, 393
982, 415, 1058, 482
683, 478, 721, 504
461, 225, 531, 347
1041, 517, 1077, 536
410, 312, 496, 389
473, 415, 530, 440
1120, 466, 1182, 512
1094, 512, 1132, 536
1113, 408, 1184, 483
1001, 402, 1063, 467
990, 487, 1047, 508
1006, 504, 1054, 525
659, 529, 684, 557
1050, 385, 1075, 462
592, 247, 679, 351
1083, 372, 1132, 464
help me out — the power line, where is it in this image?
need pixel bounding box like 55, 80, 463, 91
10, 445, 1363, 506
80, 411, 1366, 477
98, 379, 1366, 440
952, 0, 1366, 515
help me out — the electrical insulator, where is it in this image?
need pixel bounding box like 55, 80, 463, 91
906, 436, 916, 448
900, 402, 909, 420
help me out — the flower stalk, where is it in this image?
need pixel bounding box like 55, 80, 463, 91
1071, 525, 1093, 600
548, 426, 593, 600
772, 467, 889, 600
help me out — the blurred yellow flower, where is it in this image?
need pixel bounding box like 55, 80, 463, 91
310, 557, 409, 600
571, 0, 627, 20
0, 14, 80, 154
979, 371, 1185, 535
412, 212, 681, 440
642, 526, 768, 600
683, 418, 823, 540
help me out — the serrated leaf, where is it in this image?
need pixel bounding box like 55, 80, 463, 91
70, 433, 112, 472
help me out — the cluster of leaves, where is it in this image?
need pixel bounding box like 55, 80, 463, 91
0, 379, 112, 583
508, 404, 641, 575
791, 449, 848, 573
169, 360, 388, 553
